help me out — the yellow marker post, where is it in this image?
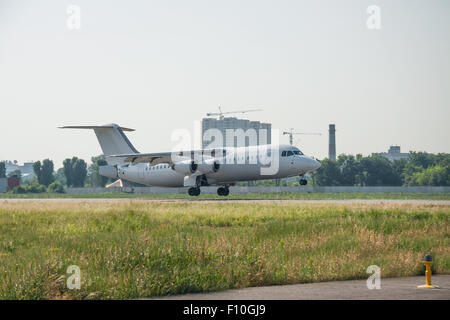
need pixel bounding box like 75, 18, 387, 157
417, 254, 438, 289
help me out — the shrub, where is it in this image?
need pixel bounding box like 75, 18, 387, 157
12, 185, 27, 194
48, 181, 65, 193
25, 183, 46, 193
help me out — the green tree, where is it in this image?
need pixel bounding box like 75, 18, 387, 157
359, 155, 402, 186
33, 161, 42, 183
0, 162, 6, 178
63, 158, 75, 187
55, 167, 67, 186
40, 159, 55, 187
408, 152, 435, 169
392, 158, 408, 185
407, 165, 449, 186
88, 155, 110, 187
433, 153, 450, 167
72, 159, 87, 187
402, 152, 450, 186
312, 158, 341, 186
337, 154, 362, 186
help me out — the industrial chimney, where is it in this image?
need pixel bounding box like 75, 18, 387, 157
328, 124, 336, 160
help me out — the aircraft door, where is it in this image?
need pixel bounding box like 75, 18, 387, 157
138, 164, 145, 179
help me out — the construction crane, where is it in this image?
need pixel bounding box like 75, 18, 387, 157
283, 128, 322, 146
206, 106, 262, 120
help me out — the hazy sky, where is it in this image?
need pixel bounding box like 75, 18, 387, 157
1, 0, 449, 167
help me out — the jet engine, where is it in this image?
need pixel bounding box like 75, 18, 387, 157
172, 160, 198, 175
197, 158, 220, 174
99, 165, 118, 179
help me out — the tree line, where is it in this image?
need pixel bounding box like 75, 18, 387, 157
1, 155, 112, 193
312, 152, 450, 186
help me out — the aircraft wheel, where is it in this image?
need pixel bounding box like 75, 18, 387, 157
299, 179, 307, 185
222, 187, 229, 196
188, 187, 196, 196
194, 187, 201, 196
217, 187, 230, 196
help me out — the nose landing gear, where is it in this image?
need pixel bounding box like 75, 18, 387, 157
299, 178, 307, 185
217, 186, 230, 196
188, 187, 201, 196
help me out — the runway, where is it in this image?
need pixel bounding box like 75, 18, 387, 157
1, 198, 450, 205
153, 275, 450, 300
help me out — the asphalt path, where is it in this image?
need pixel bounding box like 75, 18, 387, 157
153, 275, 450, 300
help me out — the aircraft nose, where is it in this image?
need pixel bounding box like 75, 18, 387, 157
312, 159, 321, 170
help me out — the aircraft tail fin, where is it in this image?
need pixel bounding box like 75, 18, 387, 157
59, 124, 139, 165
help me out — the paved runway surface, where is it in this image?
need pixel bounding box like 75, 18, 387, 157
1, 198, 450, 205
154, 275, 450, 300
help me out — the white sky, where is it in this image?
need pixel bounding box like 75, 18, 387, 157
1, 0, 449, 168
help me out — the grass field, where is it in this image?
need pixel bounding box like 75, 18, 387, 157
1, 191, 450, 200
0, 200, 448, 299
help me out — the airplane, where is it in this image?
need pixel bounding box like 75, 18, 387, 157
60, 123, 321, 196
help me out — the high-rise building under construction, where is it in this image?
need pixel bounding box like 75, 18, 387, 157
202, 117, 271, 149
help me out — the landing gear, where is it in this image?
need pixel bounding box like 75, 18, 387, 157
188, 187, 201, 196
217, 186, 230, 196
299, 179, 307, 186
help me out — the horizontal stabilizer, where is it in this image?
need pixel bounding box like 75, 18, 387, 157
59, 125, 135, 132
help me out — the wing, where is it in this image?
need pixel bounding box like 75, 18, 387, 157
109, 148, 228, 166
108, 152, 174, 165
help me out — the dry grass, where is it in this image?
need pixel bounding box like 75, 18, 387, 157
0, 200, 448, 299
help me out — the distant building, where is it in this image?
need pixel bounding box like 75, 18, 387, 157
7, 176, 20, 190
202, 117, 271, 149
3, 160, 36, 182
0, 178, 7, 193
373, 146, 410, 162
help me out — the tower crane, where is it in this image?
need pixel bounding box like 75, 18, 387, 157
283, 128, 321, 146
206, 106, 262, 120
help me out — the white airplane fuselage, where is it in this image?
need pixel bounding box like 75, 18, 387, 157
117, 144, 320, 187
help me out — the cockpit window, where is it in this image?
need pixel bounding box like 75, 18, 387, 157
291, 147, 304, 155
282, 150, 297, 157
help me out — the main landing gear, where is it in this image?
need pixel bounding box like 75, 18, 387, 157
187, 186, 230, 196
217, 186, 229, 196
299, 178, 308, 185
188, 187, 201, 196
